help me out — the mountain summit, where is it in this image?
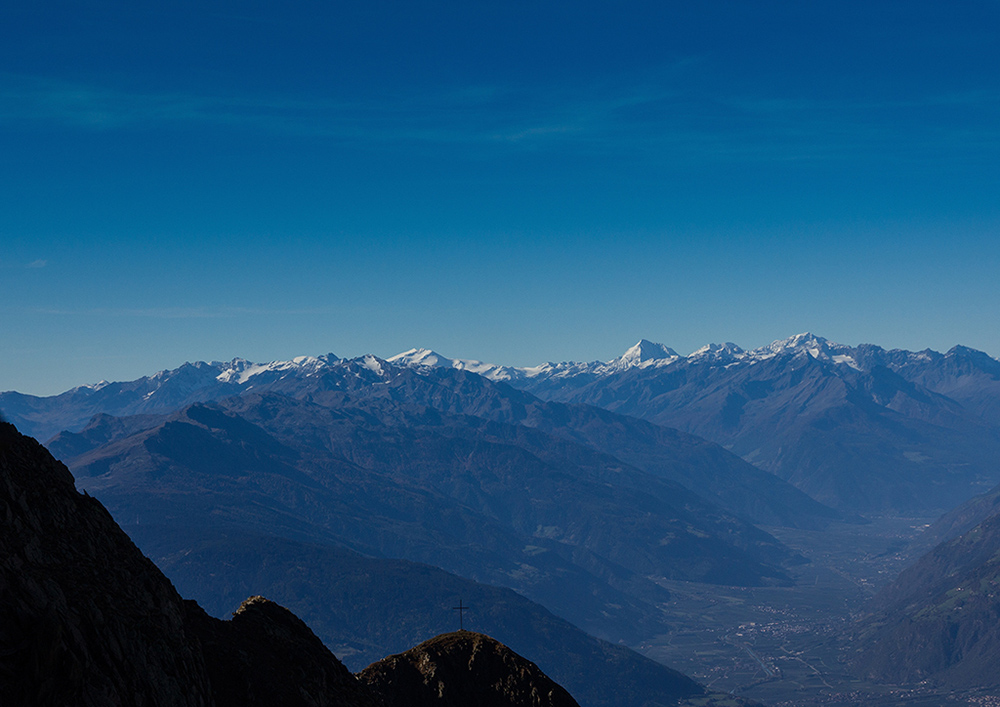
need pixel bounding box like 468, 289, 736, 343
613, 339, 680, 367
359, 631, 583, 707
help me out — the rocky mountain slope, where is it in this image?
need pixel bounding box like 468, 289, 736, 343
910, 480, 1000, 554
0, 419, 375, 707
852, 509, 1000, 689
359, 631, 582, 707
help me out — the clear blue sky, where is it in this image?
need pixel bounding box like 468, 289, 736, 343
2, 1, 998, 394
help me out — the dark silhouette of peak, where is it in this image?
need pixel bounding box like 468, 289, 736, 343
188, 596, 378, 707
0, 420, 373, 707
0, 420, 212, 706
359, 631, 581, 707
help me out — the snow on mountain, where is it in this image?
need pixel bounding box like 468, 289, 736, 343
611, 340, 680, 369
387, 348, 523, 382
360, 354, 387, 376
214, 355, 334, 385
387, 339, 684, 383
688, 342, 745, 363
54, 334, 884, 407
386, 334, 869, 382
53, 334, 989, 410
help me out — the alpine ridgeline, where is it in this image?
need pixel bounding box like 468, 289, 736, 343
10, 332, 997, 513
29, 360, 826, 615
388, 334, 1000, 514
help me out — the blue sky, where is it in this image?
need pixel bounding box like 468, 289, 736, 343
2, 1, 999, 395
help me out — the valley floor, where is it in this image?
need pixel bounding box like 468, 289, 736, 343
640, 516, 1000, 706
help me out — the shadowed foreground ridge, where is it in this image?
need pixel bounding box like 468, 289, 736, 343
0, 419, 618, 706
0, 419, 375, 707
0, 421, 210, 706
360, 631, 580, 707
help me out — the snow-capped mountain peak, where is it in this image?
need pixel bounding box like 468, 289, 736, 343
761, 332, 829, 356
750, 333, 859, 368
389, 339, 686, 380
387, 348, 450, 368
213, 354, 336, 384
688, 342, 745, 362
617, 339, 680, 366
388, 348, 525, 381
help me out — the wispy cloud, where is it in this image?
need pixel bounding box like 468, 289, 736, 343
0, 73, 563, 143
0, 259, 49, 270
2, 72, 998, 165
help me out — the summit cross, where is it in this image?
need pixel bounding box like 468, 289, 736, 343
452, 600, 469, 631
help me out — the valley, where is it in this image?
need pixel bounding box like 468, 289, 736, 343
643, 516, 1000, 705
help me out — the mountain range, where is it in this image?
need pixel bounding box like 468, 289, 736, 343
6, 332, 998, 514
46, 369, 810, 636
392, 334, 1000, 513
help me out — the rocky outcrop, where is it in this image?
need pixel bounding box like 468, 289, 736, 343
0, 420, 212, 707
189, 596, 378, 707
0, 421, 374, 707
360, 631, 579, 707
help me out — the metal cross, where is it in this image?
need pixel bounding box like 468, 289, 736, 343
452, 599, 469, 631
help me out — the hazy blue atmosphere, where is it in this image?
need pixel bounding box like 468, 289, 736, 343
2, 1, 998, 395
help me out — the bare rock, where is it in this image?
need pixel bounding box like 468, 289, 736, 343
360, 631, 579, 707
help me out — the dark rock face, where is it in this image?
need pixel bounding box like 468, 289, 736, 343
0, 420, 212, 707
189, 596, 378, 707
0, 421, 375, 707
360, 631, 580, 707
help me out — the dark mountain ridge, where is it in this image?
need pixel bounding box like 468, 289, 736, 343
359, 631, 582, 707
0, 419, 374, 707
